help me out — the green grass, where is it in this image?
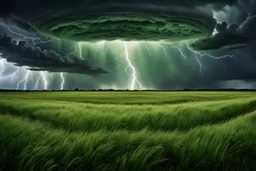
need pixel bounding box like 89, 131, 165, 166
0, 91, 256, 171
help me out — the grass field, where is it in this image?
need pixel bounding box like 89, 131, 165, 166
0, 91, 256, 171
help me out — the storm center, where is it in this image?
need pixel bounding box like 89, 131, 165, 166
37, 13, 215, 42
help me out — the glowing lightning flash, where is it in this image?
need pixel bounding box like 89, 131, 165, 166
187, 42, 237, 75
34, 73, 41, 90
41, 71, 48, 90
172, 43, 237, 76
5, 26, 52, 90
158, 44, 169, 59
123, 42, 143, 90
0, 58, 5, 77
78, 42, 83, 58
7, 26, 52, 45
170, 45, 187, 59
17, 70, 30, 90
60, 73, 65, 90
240, 6, 256, 28
186, 43, 237, 60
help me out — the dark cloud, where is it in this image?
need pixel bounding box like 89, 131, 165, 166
190, 0, 256, 51
40, 13, 216, 42
0, 0, 238, 41
0, 34, 107, 74
190, 17, 256, 50
2, 0, 256, 90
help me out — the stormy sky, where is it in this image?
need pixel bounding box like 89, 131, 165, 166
0, 0, 256, 90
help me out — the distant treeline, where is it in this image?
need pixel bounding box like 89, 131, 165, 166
0, 89, 256, 92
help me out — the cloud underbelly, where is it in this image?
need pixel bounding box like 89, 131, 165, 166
36, 12, 215, 42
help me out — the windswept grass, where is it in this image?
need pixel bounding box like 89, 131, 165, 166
0, 91, 255, 171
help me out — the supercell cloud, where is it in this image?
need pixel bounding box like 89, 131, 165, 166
0, 0, 236, 41
0, 0, 256, 89
0, 34, 107, 74
191, 18, 256, 50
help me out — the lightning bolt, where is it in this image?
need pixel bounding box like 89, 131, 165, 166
158, 44, 169, 59
17, 70, 30, 90
166, 42, 237, 76
186, 43, 237, 61
0, 58, 5, 77
60, 73, 65, 90
143, 43, 151, 55
194, 54, 204, 76
7, 26, 52, 45
58, 46, 79, 90
41, 71, 48, 90
186, 42, 237, 75
34, 72, 41, 90
171, 43, 203, 75
4, 25, 52, 90
123, 42, 143, 90
170, 45, 187, 59
239, 5, 256, 28
78, 42, 83, 58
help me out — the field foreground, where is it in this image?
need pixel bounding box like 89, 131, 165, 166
0, 91, 256, 171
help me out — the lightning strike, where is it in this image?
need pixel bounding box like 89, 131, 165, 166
167, 42, 237, 76
158, 44, 169, 59
78, 42, 83, 58
186, 43, 237, 61
240, 6, 256, 28
60, 73, 65, 90
17, 70, 30, 90
7, 26, 52, 45
143, 43, 151, 55
194, 54, 203, 76
5, 26, 53, 90
41, 71, 48, 90
186, 42, 237, 75
123, 42, 143, 90
0, 58, 5, 77
34, 73, 42, 90
170, 45, 187, 59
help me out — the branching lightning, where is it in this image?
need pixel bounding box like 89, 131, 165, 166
7, 26, 52, 45
170, 45, 187, 59
186, 43, 237, 60
0, 11, 249, 90
169, 42, 237, 76
158, 44, 169, 59
3, 25, 53, 90
240, 5, 256, 28
17, 70, 30, 90
123, 42, 143, 90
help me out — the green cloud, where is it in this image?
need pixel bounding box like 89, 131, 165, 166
37, 13, 215, 42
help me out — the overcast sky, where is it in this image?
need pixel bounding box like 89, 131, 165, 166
0, 0, 256, 90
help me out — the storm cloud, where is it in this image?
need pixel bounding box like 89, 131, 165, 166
1, 0, 256, 90
0, 0, 239, 42
190, 17, 256, 50
0, 34, 107, 74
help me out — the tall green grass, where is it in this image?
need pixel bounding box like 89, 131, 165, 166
0, 92, 256, 171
